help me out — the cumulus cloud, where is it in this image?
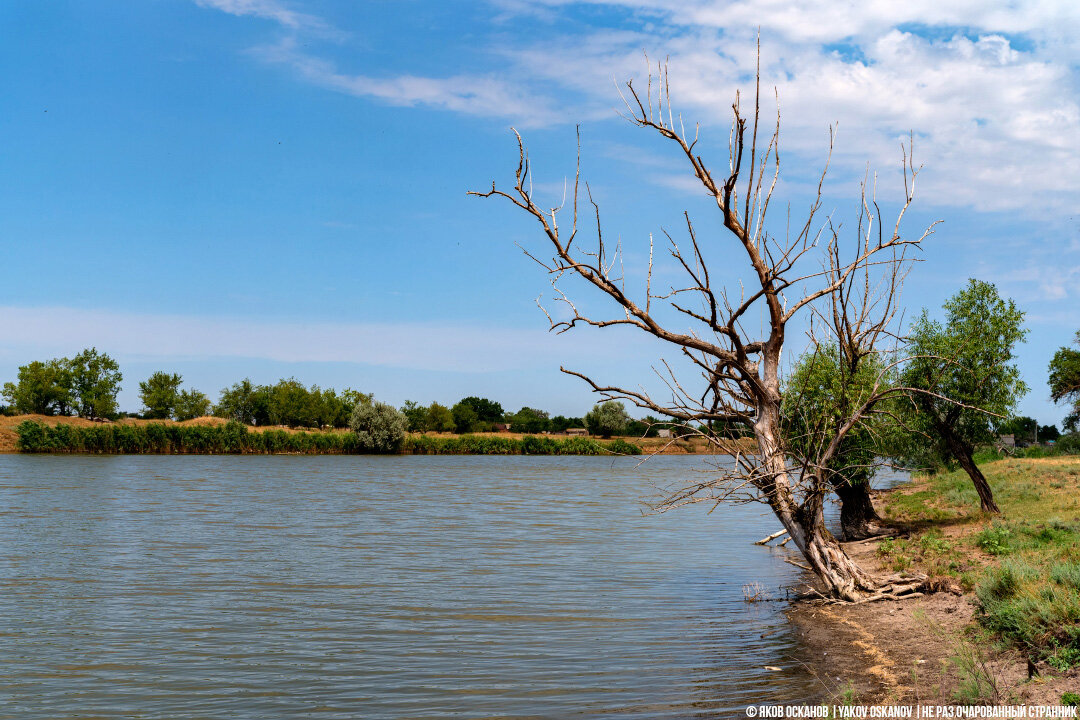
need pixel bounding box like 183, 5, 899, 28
193, 0, 1080, 213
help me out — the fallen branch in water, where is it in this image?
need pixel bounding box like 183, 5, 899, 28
755, 529, 789, 545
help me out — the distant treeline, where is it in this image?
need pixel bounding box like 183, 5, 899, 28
14, 420, 642, 456
1, 349, 672, 435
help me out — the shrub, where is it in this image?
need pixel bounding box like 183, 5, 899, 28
558, 437, 604, 455
1057, 433, 1080, 455
605, 438, 642, 455
975, 523, 1012, 555
15, 421, 53, 452
350, 401, 407, 453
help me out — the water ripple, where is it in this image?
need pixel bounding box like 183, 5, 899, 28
0, 454, 828, 718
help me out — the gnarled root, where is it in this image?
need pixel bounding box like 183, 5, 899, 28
795, 572, 931, 604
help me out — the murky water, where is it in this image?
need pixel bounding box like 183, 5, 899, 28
0, 454, 847, 718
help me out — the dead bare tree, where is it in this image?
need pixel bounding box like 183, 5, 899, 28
470, 61, 936, 601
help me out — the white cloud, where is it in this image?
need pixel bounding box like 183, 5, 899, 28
250, 39, 558, 125
193, 0, 325, 31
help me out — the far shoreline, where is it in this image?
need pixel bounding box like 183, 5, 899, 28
0, 414, 756, 456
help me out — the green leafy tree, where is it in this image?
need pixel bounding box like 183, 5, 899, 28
549, 415, 584, 433
625, 415, 664, 437
1049, 330, 1080, 431
458, 396, 504, 423
425, 402, 455, 432
1040, 424, 1060, 442
584, 400, 630, 438
899, 279, 1028, 513
1, 359, 74, 415
275, 378, 313, 427
508, 407, 549, 433
69, 348, 122, 419
783, 346, 894, 540
139, 372, 183, 420
339, 388, 373, 418
310, 388, 345, 428
451, 401, 478, 434
997, 416, 1038, 445
214, 379, 269, 425
400, 400, 427, 432
350, 401, 407, 453
174, 389, 212, 421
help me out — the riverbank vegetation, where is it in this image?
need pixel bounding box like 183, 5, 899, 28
869, 456, 1080, 693
1, 355, 676, 439
12, 418, 643, 456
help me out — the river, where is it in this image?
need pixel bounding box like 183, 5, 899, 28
0, 454, 853, 718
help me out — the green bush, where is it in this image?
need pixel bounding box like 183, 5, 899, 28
16, 421, 644, 456
975, 523, 1013, 555
1057, 433, 1080, 455
15, 421, 53, 452
349, 401, 407, 453
605, 438, 642, 455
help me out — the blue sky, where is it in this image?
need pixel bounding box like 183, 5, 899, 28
1, 0, 1078, 424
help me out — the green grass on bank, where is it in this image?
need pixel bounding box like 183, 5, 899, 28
14, 420, 642, 456
879, 456, 1080, 671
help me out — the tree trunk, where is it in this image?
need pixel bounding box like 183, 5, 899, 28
940, 425, 1000, 513
832, 476, 882, 541
754, 418, 880, 600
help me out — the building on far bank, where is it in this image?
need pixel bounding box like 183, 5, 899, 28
564, 428, 588, 436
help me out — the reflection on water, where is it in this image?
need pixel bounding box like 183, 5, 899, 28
0, 454, 850, 718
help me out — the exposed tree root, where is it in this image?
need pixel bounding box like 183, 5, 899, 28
794, 573, 930, 604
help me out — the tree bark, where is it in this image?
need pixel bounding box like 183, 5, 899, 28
940, 424, 1000, 513
832, 475, 882, 541
755, 416, 880, 600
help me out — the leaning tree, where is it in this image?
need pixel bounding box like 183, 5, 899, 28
897, 279, 1028, 514
471, 63, 936, 601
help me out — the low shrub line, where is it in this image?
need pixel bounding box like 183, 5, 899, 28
14, 421, 642, 456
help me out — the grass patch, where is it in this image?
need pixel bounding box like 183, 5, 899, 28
881, 457, 1080, 669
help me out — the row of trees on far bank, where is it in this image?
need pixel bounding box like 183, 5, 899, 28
397, 396, 652, 437
1, 355, 659, 436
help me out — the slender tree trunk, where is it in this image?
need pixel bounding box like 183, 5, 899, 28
832, 475, 882, 541
940, 425, 1000, 513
